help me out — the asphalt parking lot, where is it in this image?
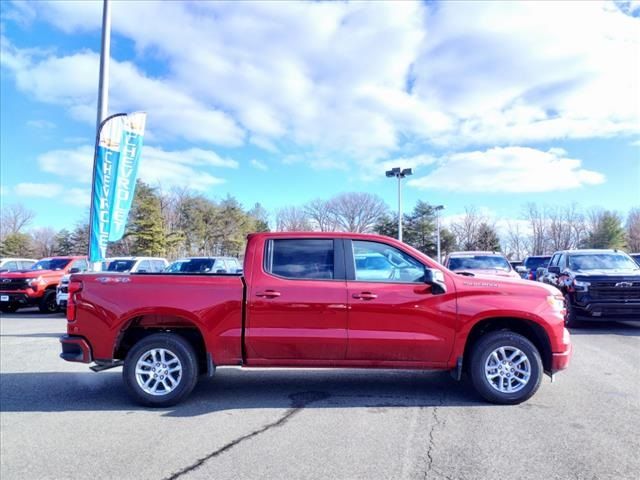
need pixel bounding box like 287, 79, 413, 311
1, 310, 639, 480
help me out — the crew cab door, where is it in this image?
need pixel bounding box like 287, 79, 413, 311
245, 237, 348, 361
345, 239, 457, 365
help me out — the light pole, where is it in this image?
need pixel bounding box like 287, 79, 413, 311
385, 167, 413, 242
434, 205, 445, 263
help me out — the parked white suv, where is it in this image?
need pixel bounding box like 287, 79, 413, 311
56, 257, 168, 306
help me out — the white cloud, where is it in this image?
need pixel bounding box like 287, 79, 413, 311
2, 1, 639, 164
14, 182, 63, 198
250, 159, 268, 171
36, 144, 236, 191
408, 147, 605, 193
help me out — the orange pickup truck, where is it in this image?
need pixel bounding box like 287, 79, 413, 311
0, 256, 88, 313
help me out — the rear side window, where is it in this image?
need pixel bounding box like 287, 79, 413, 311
266, 239, 334, 280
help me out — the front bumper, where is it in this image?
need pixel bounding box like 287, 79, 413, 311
0, 292, 36, 306
60, 335, 93, 363
574, 301, 640, 320
551, 343, 573, 373
56, 290, 69, 307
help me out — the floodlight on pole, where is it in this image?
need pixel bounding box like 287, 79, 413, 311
385, 167, 413, 242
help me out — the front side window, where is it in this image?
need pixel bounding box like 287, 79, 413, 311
524, 257, 550, 270
31, 258, 71, 271
72, 259, 88, 271
353, 240, 425, 283
166, 259, 216, 273
266, 239, 334, 280
107, 260, 136, 272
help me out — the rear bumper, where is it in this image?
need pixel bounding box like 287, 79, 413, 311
60, 335, 93, 363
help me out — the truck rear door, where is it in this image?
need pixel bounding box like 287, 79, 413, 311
245, 237, 348, 362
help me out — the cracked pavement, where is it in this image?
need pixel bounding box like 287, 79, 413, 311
1, 311, 639, 480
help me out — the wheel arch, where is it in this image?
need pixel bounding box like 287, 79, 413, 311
114, 314, 211, 375
462, 317, 552, 373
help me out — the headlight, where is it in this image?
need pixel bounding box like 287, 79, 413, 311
546, 295, 565, 312
573, 279, 590, 291
27, 277, 45, 287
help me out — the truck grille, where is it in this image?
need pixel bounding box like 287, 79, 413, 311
0, 279, 29, 291
589, 281, 640, 301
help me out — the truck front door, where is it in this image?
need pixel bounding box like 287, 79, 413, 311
345, 239, 457, 365
245, 238, 348, 362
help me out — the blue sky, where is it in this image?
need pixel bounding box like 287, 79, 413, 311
1, 0, 639, 231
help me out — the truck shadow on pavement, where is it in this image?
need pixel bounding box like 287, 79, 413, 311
0, 368, 490, 416
568, 321, 640, 336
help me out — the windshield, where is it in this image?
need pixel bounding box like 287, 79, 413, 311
524, 257, 550, 270
166, 259, 216, 273
31, 258, 71, 271
448, 255, 511, 271
568, 253, 639, 271
107, 260, 137, 272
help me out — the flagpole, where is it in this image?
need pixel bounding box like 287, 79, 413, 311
89, 0, 112, 271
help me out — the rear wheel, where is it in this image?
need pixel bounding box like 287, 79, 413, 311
38, 291, 60, 313
123, 333, 199, 407
469, 331, 543, 405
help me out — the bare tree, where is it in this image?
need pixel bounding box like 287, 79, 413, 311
30, 227, 58, 257
505, 221, 529, 260
450, 206, 485, 250
523, 202, 548, 255
326, 193, 388, 233
1, 204, 35, 238
546, 205, 574, 252
276, 207, 312, 231
626, 207, 640, 252
304, 199, 337, 231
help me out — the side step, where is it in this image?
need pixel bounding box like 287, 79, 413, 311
90, 360, 124, 372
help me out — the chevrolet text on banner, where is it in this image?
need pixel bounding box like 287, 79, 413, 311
89, 112, 147, 263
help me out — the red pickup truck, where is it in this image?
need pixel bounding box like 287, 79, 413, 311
0, 256, 88, 313
60, 233, 572, 407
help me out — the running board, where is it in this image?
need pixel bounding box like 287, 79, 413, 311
90, 360, 123, 372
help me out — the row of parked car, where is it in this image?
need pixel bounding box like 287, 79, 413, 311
444, 249, 640, 327
0, 255, 243, 314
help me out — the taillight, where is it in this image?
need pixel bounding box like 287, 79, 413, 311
67, 280, 83, 322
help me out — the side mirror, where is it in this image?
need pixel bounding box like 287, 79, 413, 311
424, 268, 447, 294
68, 268, 80, 274
547, 266, 561, 274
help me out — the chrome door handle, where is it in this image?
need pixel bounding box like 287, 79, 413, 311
352, 292, 377, 300
256, 290, 281, 298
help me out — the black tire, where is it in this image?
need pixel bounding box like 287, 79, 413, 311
38, 291, 60, 313
564, 294, 582, 328
469, 331, 543, 405
0, 304, 18, 313
123, 333, 199, 408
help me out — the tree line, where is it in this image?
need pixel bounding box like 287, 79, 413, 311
1, 185, 638, 261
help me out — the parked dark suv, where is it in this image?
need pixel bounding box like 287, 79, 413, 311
543, 249, 640, 327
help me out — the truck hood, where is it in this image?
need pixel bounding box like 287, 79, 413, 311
453, 269, 520, 279
453, 271, 560, 296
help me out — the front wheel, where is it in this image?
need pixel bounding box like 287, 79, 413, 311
564, 294, 582, 328
469, 331, 543, 405
38, 291, 60, 313
0, 304, 18, 313
123, 333, 199, 407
